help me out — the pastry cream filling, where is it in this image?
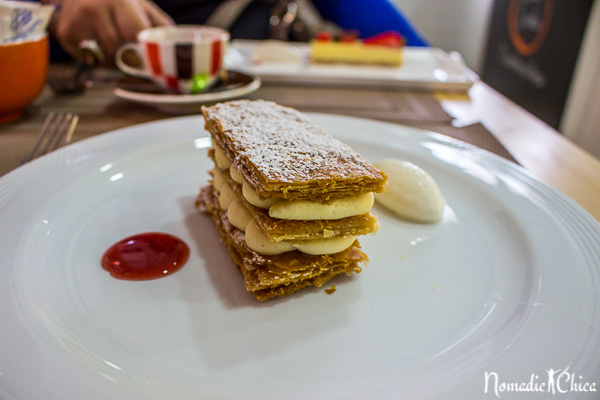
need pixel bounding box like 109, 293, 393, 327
229, 165, 245, 184
227, 199, 253, 231
269, 192, 374, 220
213, 144, 231, 170
211, 168, 226, 191
245, 220, 296, 255
218, 182, 237, 211
242, 181, 280, 208
292, 235, 357, 256
242, 181, 374, 220
228, 200, 357, 256
213, 166, 237, 211
244, 219, 357, 256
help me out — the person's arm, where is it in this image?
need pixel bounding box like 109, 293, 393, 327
313, 0, 428, 46
43, 0, 173, 64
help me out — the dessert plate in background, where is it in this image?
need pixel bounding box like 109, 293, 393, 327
0, 114, 598, 399
229, 40, 479, 91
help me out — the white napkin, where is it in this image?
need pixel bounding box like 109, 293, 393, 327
0, 0, 53, 44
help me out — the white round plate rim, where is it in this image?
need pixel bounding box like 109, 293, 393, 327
0, 114, 599, 400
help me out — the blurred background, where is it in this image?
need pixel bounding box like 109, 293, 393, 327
393, 0, 600, 160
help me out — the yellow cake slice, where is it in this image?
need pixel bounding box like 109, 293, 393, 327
310, 31, 404, 66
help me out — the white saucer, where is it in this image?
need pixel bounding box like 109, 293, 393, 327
113, 70, 261, 114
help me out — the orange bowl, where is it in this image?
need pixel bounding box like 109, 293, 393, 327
0, 34, 49, 124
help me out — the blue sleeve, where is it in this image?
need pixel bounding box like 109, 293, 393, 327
313, 0, 428, 47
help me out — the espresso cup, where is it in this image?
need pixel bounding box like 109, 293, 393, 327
115, 25, 229, 94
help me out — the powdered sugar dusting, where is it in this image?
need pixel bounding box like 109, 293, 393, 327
202, 100, 383, 184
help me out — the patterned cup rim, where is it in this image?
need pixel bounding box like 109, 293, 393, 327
137, 25, 229, 45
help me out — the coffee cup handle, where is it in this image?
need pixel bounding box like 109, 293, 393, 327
115, 42, 151, 79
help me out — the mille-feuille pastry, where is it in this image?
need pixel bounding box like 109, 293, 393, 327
196, 100, 387, 301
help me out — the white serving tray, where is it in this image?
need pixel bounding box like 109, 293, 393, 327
228, 39, 479, 91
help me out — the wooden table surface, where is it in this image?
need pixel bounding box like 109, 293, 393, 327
438, 83, 600, 221
1, 66, 599, 222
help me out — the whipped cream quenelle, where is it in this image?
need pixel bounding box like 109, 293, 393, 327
373, 158, 445, 223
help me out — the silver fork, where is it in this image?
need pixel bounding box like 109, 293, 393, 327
21, 112, 79, 165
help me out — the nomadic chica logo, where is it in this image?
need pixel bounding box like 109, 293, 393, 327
507, 0, 554, 56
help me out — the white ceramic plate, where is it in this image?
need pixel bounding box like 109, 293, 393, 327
229, 40, 479, 91
113, 70, 261, 114
1, 115, 599, 400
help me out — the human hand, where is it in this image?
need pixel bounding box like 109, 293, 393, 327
52, 0, 173, 65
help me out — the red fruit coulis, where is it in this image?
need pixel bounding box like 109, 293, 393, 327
101, 232, 189, 280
